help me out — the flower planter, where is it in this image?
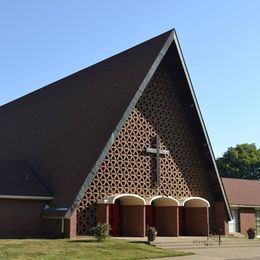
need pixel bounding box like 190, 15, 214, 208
247, 228, 256, 239
147, 227, 157, 242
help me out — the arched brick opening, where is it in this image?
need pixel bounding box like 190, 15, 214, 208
179, 197, 210, 236
98, 194, 146, 237
146, 196, 179, 236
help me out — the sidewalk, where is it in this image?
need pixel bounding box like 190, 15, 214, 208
151, 242, 260, 260
114, 236, 260, 259
137, 236, 260, 260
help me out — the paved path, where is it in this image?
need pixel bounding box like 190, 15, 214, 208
126, 236, 260, 260
185, 246, 260, 259
152, 246, 260, 260
115, 236, 260, 259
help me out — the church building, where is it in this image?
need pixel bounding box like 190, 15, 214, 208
0, 29, 230, 238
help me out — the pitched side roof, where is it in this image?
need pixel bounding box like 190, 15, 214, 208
222, 177, 260, 206
0, 160, 52, 199
0, 30, 172, 208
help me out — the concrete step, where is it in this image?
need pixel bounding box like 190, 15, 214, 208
151, 241, 217, 246
210, 239, 260, 243
228, 232, 245, 238
156, 240, 260, 245
157, 244, 260, 250
153, 239, 260, 243
151, 241, 213, 245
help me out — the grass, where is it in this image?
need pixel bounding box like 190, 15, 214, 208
0, 238, 193, 260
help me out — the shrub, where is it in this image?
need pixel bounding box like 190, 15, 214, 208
90, 223, 111, 242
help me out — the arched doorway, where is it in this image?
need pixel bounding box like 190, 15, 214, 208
179, 197, 210, 236
146, 196, 179, 236
102, 194, 146, 237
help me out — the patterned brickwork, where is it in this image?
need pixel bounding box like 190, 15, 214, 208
77, 62, 213, 235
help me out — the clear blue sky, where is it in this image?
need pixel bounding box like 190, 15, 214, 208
0, 1, 259, 158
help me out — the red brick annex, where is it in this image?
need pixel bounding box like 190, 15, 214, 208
222, 178, 260, 237
0, 29, 231, 238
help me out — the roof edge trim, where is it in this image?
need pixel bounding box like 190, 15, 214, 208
0, 195, 54, 200
65, 29, 176, 218
230, 204, 260, 209
172, 32, 232, 220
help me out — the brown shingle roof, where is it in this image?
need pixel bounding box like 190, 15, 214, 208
0, 160, 52, 198
222, 177, 260, 206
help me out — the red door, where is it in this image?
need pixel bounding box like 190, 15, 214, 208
109, 204, 120, 236
146, 205, 153, 229
179, 207, 185, 236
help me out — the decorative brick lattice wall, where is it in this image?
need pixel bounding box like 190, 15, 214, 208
77, 62, 213, 235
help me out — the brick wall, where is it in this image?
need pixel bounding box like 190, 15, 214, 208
186, 207, 208, 236
0, 199, 45, 238
121, 205, 145, 236
239, 208, 256, 235
42, 218, 62, 237
155, 206, 178, 236
0, 199, 77, 238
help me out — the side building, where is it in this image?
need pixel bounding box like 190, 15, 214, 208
222, 178, 260, 237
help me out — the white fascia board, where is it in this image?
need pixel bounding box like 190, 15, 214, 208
173, 31, 232, 220
230, 204, 260, 209
0, 195, 53, 200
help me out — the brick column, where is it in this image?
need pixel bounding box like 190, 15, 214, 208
64, 210, 77, 238
69, 211, 77, 238
177, 206, 179, 236
97, 204, 109, 224
207, 207, 209, 238
239, 208, 256, 235
214, 201, 229, 235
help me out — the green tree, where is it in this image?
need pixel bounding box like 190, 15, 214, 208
216, 143, 260, 179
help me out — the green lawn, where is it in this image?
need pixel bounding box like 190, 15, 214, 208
0, 238, 192, 260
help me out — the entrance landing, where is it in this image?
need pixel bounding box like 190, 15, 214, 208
116, 236, 208, 242
150, 236, 260, 251
116, 236, 260, 250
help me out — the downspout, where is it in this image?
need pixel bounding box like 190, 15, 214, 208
61, 218, 65, 235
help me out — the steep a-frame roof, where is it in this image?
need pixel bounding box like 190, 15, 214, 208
0, 29, 231, 219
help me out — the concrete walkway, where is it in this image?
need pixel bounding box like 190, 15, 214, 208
156, 246, 260, 260
147, 236, 260, 260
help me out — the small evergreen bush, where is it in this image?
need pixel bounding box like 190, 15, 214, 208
90, 223, 111, 242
